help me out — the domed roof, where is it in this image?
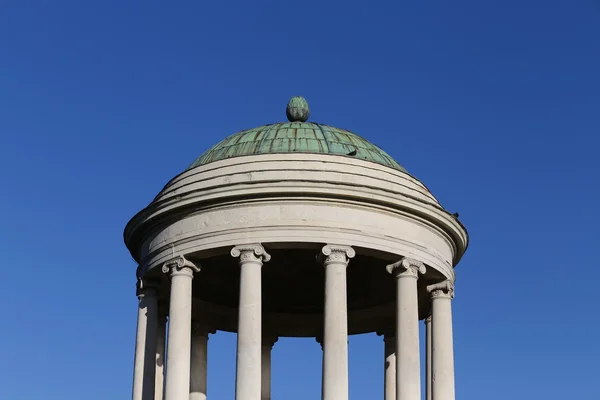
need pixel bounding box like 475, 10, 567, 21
188, 97, 406, 172
188, 122, 405, 172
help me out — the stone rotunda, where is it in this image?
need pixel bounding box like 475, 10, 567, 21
124, 96, 469, 400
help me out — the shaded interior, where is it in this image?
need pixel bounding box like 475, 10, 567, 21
191, 249, 396, 314
149, 245, 441, 335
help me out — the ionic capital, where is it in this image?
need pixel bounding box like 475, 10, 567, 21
427, 280, 455, 300
161, 255, 200, 278
318, 244, 355, 266
386, 257, 426, 279
231, 244, 271, 264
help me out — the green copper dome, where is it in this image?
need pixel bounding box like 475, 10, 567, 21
188, 97, 406, 172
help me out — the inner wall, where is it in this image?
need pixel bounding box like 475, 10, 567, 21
192, 249, 396, 314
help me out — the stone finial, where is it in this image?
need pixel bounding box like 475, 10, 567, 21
386, 257, 426, 278
427, 280, 455, 299
286, 96, 310, 122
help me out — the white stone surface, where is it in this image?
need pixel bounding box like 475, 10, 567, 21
232, 245, 270, 400
132, 282, 158, 400
190, 322, 211, 400
126, 154, 467, 281
425, 315, 432, 400
428, 280, 456, 400
387, 258, 425, 400
125, 150, 468, 399
162, 256, 200, 400
132, 292, 147, 400
319, 245, 354, 400
383, 333, 396, 400
154, 315, 166, 400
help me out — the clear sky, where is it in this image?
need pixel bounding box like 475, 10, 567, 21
1, 1, 598, 399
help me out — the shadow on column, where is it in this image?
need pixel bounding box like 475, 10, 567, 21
141, 297, 158, 400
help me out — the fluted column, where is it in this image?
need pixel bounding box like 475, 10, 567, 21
427, 280, 455, 400
132, 279, 159, 400
377, 328, 396, 400
231, 244, 270, 400
386, 258, 425, 400
190, 322, 214, 400
425, 315, 432, 400
155, 312, 167, 400
261, 335, 278, 400
318, 245, 355, 400
162, 256, 200, 400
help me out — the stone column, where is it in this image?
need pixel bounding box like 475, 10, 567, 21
386, 258, 425, 400
190, 322, 214, 400
155, 312, 167, 400
424, 315, 432, 400
427, 280, 455, 400
318, 245, 355, 400
377, 329, 396, 400
132, 279, 159, 400
162, 256, 200, 400
261, 335, 278, 400
231, 244, 270, 400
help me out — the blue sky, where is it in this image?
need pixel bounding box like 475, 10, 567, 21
1, 1, 598, 399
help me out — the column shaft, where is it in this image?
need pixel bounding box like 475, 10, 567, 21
429, 281, 455, 400
384, 335, 396, 400
132, 294, 147, 400
425, 316, 432, 400
386, 258, 425, 400
261, 337, 277, 400
132, 283, 159, 400
232, 245, 270, 400
163, 256, 200, 400
155, 315, 166, 400
190, 325, 209, 400
319, 245, 354, 400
